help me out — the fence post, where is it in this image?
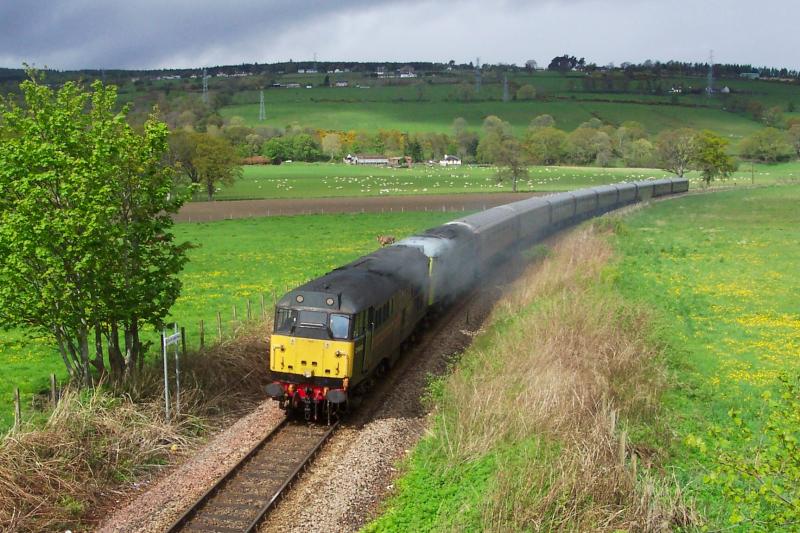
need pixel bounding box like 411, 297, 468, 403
233, 305, 237, 322
199, 320, 205, 348
181, 326, 187, 355
50, 374, 57, 405
260, 293, 265, 319
217, 312, 223, 340
247, 299, 252, 321
13, 387, 21, 430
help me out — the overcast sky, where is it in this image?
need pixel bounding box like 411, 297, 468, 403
1, 0, 798, 71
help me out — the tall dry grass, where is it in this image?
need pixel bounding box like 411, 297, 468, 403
0, 324, 270, 532
432, 222, 696, 531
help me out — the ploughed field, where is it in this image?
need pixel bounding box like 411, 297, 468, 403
0, 211, 454, 430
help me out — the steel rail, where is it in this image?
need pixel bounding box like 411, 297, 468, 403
166, 418, 338, 532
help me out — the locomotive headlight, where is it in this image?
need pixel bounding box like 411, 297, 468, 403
296, 295, 304, 303
304, 370, 312, 378
326, 297, 335, 306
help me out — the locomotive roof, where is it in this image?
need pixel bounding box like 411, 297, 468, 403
277, 245, 428, 314
393, 223, 474, 258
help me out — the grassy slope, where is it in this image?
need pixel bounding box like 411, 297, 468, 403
0, 211, 454, 430
222, 98, 761, 139
612, 185, 800, 525
211, 161, 800, 201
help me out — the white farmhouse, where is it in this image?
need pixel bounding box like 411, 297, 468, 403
439, 154, 462, 166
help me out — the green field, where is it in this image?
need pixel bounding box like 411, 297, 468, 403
613, 185, 800, 526
209, 161, 800, 200
0, 211, 454, 430
212, 70, 796, 140
222, 98, 763, 140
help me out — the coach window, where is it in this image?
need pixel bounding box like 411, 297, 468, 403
330, 314, 351, 340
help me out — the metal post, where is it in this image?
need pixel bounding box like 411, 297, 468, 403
199, 320, 205, 348
174, 324, 181, 419
217, 311, 222, 340
13, 387, 20, 430
247, 299, 252, 321
162, 332, 170, 421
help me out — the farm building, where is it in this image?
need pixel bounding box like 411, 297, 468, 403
439, 154, 462, 166
344, 154, 390, 165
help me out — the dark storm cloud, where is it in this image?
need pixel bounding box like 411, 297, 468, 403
1, 0, 799, 70
0, 0, 415, 69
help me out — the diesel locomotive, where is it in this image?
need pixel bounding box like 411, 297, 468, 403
265, 178, 689, 421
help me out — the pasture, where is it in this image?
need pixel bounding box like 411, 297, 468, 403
613, 184, 800, 525
221, 97, 762, 140
0, 211, 455, 430
213, 70, 797, 139
209, 161, 800, 200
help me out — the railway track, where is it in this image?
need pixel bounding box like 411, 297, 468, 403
166, 419, 338, 533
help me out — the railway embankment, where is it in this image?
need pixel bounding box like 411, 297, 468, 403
365, 221, 697, 531
0, 326, 272, 532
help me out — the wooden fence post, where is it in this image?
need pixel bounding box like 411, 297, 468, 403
199, 320, 205, 349
216, 312, 222, 341
14, 387, 21, 430
181, 326, 187, 355
50, 374, 57, 405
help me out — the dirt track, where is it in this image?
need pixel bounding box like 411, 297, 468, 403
174, 192, 538, 222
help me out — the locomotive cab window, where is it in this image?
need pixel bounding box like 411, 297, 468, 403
298, 310, 327, 328
274, 308, 297, 333
330, 314, 351, 340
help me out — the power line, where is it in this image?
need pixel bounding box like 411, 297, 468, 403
475, 56, 481, 93
202, 68, 209, 104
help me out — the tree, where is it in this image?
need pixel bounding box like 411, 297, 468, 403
496, 138, 528, 192
655, 128, 697, 176
548, 55, 581, 72
622, 138, 657, 168
692, 130, 737, 186
515, 84, 537, 100
787, 124, 800, 158
321, 132, 343, 160
194, 135, 243, 200
476, 116, 513, 163
762, 106, 785, 128
452, 118, 478, 160
0, 76, 186, 382
523, 127, 568, 165
529, 114, 555, 129
739, 128, 794, 163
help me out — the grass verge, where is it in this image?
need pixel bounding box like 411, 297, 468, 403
0, 324, 270, 532
365, 224, 695, 532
